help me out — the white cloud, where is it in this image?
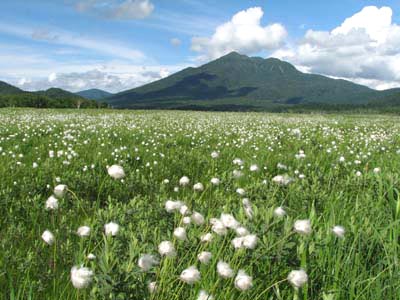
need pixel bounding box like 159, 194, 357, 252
4, 62, 184, 93
75, 0, 154, 20
0, 22, 145, 62
170, 38, 182, 46
273, 6, 400, 89
191, 7, 287, 60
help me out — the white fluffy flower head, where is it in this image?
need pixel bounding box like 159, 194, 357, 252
46, 195, 59, 210
332, 225, 345, 238
71, 265, 93, 289
274, 206, 286, 217
235, 270, 253, 291
77, 226, 91, 237
288, 269, 308, 288
107, 165, 125, 179
193, 182, 204, 192
197, 251, 212, 264
54, 184, 67, 198
217, 261, 234, 278
104, 222, 119, 236
180, 266, 201, 284
158, 241, 176, 257
191, 211, 205, 225
221, 213, 240, 229
179, 176, 190, 186
294, 219, 312, 235
138, 254, 159, 271
197, 290, 214, 300
165, 200, 184, 213
41, 230, 54, 245
210, 177, 220, 185
173, 227, 187, 241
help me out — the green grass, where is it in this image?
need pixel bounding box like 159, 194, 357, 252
0, 108, 400, 300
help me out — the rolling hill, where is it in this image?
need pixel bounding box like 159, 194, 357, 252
76, 89, 113, 100
0, 84, 108, 109
0, 81, 24, 95
107, 52, 398, 110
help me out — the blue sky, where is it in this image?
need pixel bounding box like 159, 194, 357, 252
1, 0, 400, 92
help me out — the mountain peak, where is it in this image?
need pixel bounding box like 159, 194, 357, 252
76, 88, 113, 100
106, 51, 383, 109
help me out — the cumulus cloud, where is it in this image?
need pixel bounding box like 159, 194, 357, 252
12, 65, 180, 93
274, 6, 400, 90
191, 7, 287, 61
75, 0, 154, 20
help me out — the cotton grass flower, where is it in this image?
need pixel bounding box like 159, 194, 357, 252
242, 198, 253, 219
200, 233, 213, 243
197, 251, 212, 264
148, 281, 157, 293
242, 234, 258, 249
191, 211, 205, 225
165, 200, 184, 213
211, 219, 227, 235
193, 182, 204, 192
272, 175, 293, 186
107, 165, 125, 179
173, 227, 187, 241
217, 261, 234, 278
179, 204, 190, 215
41, 230, 54, 245
236, 188, 246, 196
54, 184, 67, 198
235, 226, 249, 236
104, 222, 119, 236
232, 237, 244, 249
45, 195, 58, 210
138, 254, 159, 271
332, 225, 345, 238
211, 151, 219, 159
220, 213, 240, 229
210, 177, 220, 185
87, 253, 96, 260
274, 206, 286, 217
179, 176, 190, 186
197, 290, 214, 300
294, 219, 312, 235
158, 241, 176, 257
234, 270, 253, 291
77, 226, 91, 237
250, 164, 259, 172
180, 266, 201, 284
288, 269, 308, 288
70, 265, 94, 289
373, 167, 381, 174
182, 216, 191, 225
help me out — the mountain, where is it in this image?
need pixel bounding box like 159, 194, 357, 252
107, 52, 394, 110
0, 84, 108, 109
76, 89, 113, 100
0, 81, 24, 95
37, 88, 86, 100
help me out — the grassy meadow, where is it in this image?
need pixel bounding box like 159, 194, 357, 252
0, 108, 400, 299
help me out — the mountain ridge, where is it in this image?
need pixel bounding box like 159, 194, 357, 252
0, 82, 108, 108
76, 88, 113, 100
107, 51, 395, 110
